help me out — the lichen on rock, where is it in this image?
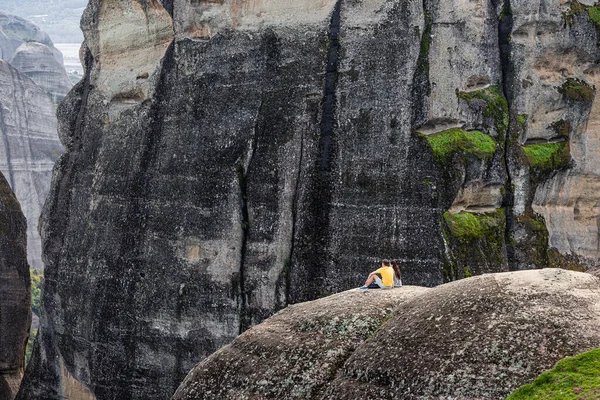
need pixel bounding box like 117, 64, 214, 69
174, 269, 600, 400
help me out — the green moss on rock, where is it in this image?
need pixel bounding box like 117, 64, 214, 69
559, 78, 595, 102
421, 128, 496, 164
587, 6, 600, 29
444, 209, 505, 242
442, 209, 507, 282
522, 142, 570, 172
456, 85, 509, 138
507, 348, 600, 400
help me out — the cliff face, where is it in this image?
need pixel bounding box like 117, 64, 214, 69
0, 60, 64, 271
0, 171, 31, 400
9, 42, 73, 104
17, 0, 600, 398
173, 269, 600, 400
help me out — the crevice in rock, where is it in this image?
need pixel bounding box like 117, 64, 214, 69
237, 99, 262, 334
410, 0, 432, 128
496, 0, 516, 268
319, 0, 342, 174
113, 42, 176, 399
277, 128, 305, 311
289, 0, 343, 304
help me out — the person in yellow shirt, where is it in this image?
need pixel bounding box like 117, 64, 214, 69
360, 259, 396, 289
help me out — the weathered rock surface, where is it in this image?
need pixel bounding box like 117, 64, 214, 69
173, 286, 430, 400
9, 42, 73, 104
0, 171, 31, 400
173, 269, 600, 400
17, 0, 600, 398
0, 60, 63, 271
506, 0, 600, 270
0, 11, 62, 64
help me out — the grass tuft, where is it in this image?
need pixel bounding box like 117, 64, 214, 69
507, 348, 600, 400
422, 128, 496, 164
443, 209, 505, 242
522, 142, 570, 172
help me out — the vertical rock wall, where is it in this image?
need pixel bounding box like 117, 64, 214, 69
17, 0, 600, 398
0, 171, 30, 400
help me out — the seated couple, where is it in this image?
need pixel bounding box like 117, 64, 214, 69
360, 259, 402, 290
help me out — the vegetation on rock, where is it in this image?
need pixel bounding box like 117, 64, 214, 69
442, 209, 507, 281
456, 85, 509, 138
421, 128, 496, 164
587, 6, 600, 30
30, 269, 42, 316
443, 209, 505, 242
522, 142, 570, 173
25, 269, 42, 366
507, 348, 600, 400
559, 78, 595, 102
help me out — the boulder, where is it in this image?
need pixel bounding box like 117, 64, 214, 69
173, 269, 600, 400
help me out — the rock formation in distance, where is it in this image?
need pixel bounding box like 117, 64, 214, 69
0, 60, 64, 271
0, 171, 31, 400
9, 41, 73, 104
0, 11, 62, 64
17, 0, 600, 398
173, 269, 600, 400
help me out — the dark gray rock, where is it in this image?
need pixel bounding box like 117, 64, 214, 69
0, 171, 30, 400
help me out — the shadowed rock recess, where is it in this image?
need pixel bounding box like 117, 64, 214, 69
16, 0, 600, 398
173, 269, 600, 400
0, 171, 31, 400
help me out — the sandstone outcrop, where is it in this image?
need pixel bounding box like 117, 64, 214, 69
17, 0, 600, 398
173, 269, 600, 400
0, 60, 63, 271
9, 42, 73, 104
0, 171, 31, 400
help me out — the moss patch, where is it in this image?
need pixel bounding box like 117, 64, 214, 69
559, 78, 595, 102
507, 348, 600, 400
457, 85, 509, 138
422, 128, 496, 164
444, 210, 505, 242
517, 114, 528, 128
588, 5, 600, 30
563, 0, 585, 26
442, 209, 507, 282
522, 142, 570, 172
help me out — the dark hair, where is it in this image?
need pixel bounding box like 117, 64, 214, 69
381, 259, 391, 265
391, 260, 401, 280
